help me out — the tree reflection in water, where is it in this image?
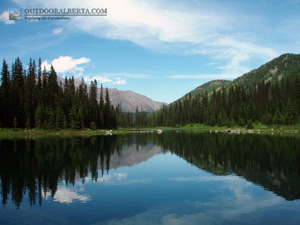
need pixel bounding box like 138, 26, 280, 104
0, 132, 300, 208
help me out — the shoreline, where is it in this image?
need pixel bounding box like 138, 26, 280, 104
0, 124, 299, 137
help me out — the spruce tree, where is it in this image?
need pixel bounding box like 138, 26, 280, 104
0, 59, 10, 127
10, 57, 25, 127
104, 87, 111, 128
99, 84, 104, 128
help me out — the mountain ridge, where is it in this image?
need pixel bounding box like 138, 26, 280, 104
180, 53, 300, 101
57, 76, 166, 112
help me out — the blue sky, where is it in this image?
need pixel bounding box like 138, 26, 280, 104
0, 0, 300, 103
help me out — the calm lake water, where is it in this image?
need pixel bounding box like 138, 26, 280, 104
1, 132, 300, 224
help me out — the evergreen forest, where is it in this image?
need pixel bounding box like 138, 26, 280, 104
0, 54, 300, 129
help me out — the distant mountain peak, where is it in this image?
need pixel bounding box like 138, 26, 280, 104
57, 76, 166, 112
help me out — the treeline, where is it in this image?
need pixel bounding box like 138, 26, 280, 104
0, 57, 134, 129
147, 75, 300, 127
1, 57, 300, 129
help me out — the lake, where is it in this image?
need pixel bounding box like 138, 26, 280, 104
1, 131, 300, 224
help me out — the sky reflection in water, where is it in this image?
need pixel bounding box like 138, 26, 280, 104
1, 132, 300, 225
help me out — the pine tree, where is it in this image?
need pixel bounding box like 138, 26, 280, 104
69, 105, 79, 129
13, 117, 17, 129
36, 58, 42, 104
10, 57, 25, 127
34, 104, 44, 128
89, 79, 98, 127
25, 117, 31, 129
44, 107, 55, 129
55, 107, 64, 129
104, 87, 111, 128
63, 115, 68, 129
48, 65, 58, 109
284, 100, 297, 125
0, 59, 11, 127
273, 110, 283, 125
135, 106, 139, 127
247, 119, 254, 129
99, 84, 104, 128
41, 66, 48, 106
24, 58, 37, 127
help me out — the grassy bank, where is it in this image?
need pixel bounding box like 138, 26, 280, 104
145, 122, 300, 133
0, 122, 299, 137
0, 128, 135, 137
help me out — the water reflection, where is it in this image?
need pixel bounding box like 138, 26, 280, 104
162, 132, 300, 200
46, 184, 90, 204
0, 132, 300, 209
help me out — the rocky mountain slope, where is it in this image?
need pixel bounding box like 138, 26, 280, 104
57, 76, 166, 112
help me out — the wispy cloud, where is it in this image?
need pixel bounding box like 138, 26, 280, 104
42, 56, 90, 76
113, 77, 126, 85
84, 75, 126, 85
168, 73, 239, 80
83, 72, 151, 85
102, 72, 152, 79
84, 76, 112, 84
12, 0, 283, 77
13, 0, 300, 82
170, 175, 240, 182
101, 177, 285, 225
97, 173, 128, 183
52, 27, 64, 34
95, 172, 150, 185
0, 11, 15, 25
187, 38, 277, 76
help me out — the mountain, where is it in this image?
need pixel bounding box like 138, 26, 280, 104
151, 53, 300, 127
181, 80, 230, 99
107, 88, 165, 112
106, 144, 163, 170
57, 76, 166, 112
232, 53, 300, 87
182, 53, 300, 99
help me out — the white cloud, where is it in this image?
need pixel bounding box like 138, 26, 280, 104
67, 0, 278, 76
97, 173, 128, 183
101, 177, 285, 225
53, 186, 90, 204
95, 172, 150, 185
84, 75, 126, 85
113, 77, 126, 85
103, 72, 152, 79
168, 73, 239, 80
53, 27, 64, 34
12, 0, 285, 76
44, 185, 90, 204
170, 175, 240, 182
206, 62, 220, 66
42, 56, 90, 75
84, 73, 150, 85
186, 39, 277, 78
0, 11, 15, 25
84, 75, 112, 84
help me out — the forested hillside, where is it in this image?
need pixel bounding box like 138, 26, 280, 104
1, 54, 300, 130
181, 54, 300, 100
181, 80, 230, 99
147, 54, 300, 127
